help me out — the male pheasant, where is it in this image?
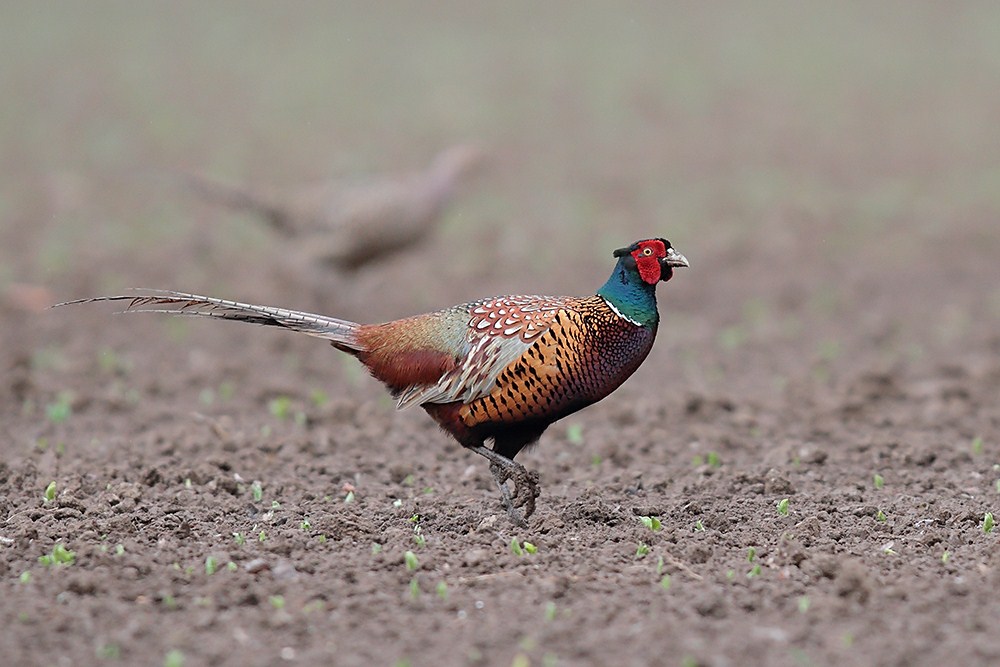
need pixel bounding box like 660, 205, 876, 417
58, 238, 688, 525
178, 144, 485, 272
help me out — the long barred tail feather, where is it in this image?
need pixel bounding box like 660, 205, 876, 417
54, 289, 363, 350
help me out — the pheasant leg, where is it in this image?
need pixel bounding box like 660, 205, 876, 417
468, 445, 540, 527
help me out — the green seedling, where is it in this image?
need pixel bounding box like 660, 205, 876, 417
97, 643, 121, 659
544, 601, 557, 621
258, 530, 267, 542
43, 481, 57, 503
300, 518, 311, 531
566, 423, 584, 445
635, 542, 651, 558
660, 574, 672, 590
747, 564, 762, 578
984, 512, 995, 533
639, 516, 663, 531
372, 543, 383, 555
656, 555, 664, 575
271, 500, 281, 509
317, 534, 327, 544
269, 396, 292, 419
523, 541, 537, 554
19, 571, 31, 583
233, 532, 245, 546
510, 538, 524, 556
115, 544, 125, 556
876, 509, 887, 522
706, 451, 721, 468
226, 562, 238, 572
746, 547, 757, 562
971, 436, 984, 456
995, 480, 1000, 494
777, 498, 790, 516
251, 481, 263, 503
404, 550, 420, 571
409, 577, 420, 600
310, 388, 329, 408
269, 595, 285, 609
873, 473, 884, 489
436, 581, 448, 600
344, 490, 355, 503
39, 543, 75, 566
205, 556, 217, 575
798, 596, 811, 613
694, 520, 705, 532
591, 454, 602, 467
941, 551, 951, 564
46, 391, 73, 423
164, 649, 185, 667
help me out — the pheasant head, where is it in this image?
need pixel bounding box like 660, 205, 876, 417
599, 237, 689, 326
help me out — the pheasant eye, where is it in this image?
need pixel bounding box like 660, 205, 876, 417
641, 247, 653, 256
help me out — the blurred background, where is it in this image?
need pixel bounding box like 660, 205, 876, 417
3, 1, 999, 404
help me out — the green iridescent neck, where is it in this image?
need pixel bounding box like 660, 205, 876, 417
596, 257, 659, 327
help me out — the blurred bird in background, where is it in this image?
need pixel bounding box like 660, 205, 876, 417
177, 144, 486, 273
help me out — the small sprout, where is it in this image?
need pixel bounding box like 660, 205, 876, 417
293, 411, 307, 426
566, 423, 584, 445
184, 478, 192, 489
590, 454, 602, 467
984, 512, 995, 534
310, 389, 329, 408
941, 551, 951, 564
226, 562, 238, 572
269, 595, 285, 609
510, 538, 524, 557
218, 380, 235, 401
271, 500, 281, 509
660, 574, 672, 590
422, 487, 434, 495
706, 451, 721, 468
798, 596, 811, 613
409, 577, 420, 600
511, 654, 530, 667
251, 481, 263, 503
198, 388, 215, 406
544, 601, 557, 621
635, 543, 651, 558
344, 490, 355, 504
656, 555, 664, 575
317, 534, 327, 544
46, 391, 73, 423
746, 564, 762, 578
995, 479, 1000, 494
97, 643, 121, 659
873, 473, 884, 489
402, 474, 415, 486
233, 532, 245, 546
372, 543, 383, 555
39, 543, 75, 567
164, 649, 185, 667
205, 556, 217, 575
436, 581, 448, 600
115, 544, 125, 556
43, 481, 57, 503
725, 569, 736, 580
690, 454, 704, 467
882, 542, 897, 555
746, 547, 757, 562
523, 541, 537, 554
777, 498, 790, 516
269, 396, 292, 419
409, 514, 420, 524
694, 520, 705, 532
404, 550, 420, 571
971, 436, 984, 456
300, 518, 311, 531
19, 571, 31, 583
414, 533, 427, 548
876, 509, 887, 522
639, 516, 663, 532
258, 530, 267, 542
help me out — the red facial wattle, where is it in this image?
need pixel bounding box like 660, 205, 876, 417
631, 240, 668, 285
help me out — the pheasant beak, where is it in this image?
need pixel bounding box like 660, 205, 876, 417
663, 248, 689, 269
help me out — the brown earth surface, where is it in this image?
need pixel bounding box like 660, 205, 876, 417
3, 4, 1000, 667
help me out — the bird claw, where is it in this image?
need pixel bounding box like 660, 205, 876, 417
490, 462, 540, 527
